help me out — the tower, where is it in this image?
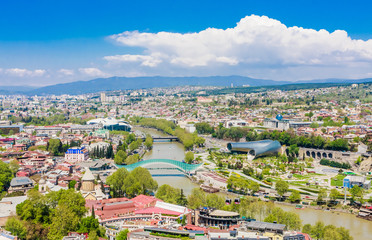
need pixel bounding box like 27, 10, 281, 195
81, 168, 95, 192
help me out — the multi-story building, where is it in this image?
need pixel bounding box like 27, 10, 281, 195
65, 147, 89, 163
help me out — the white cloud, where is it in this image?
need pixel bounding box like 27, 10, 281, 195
58, 68, 74, 76
33, 69, 46, 77
5, 68, 46, 77
78, 67, 107, 77
104, 54, 162, 67
106, 15, 372, 80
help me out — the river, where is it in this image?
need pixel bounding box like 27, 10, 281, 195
135, 127, 199, 196
135, 127, 372, 238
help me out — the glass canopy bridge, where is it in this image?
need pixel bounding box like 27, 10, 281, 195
118, 159, 202, 176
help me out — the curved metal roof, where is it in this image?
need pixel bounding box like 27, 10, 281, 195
227, 140, 281, 157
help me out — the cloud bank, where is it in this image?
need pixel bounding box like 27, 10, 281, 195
105, 15, 372, 80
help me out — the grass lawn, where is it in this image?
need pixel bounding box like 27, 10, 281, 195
331, 174, 345, 187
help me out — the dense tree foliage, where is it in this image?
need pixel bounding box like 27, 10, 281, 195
187, 188, 225, 209
6, 189, 104, 240
144, 134, 153, 149
47, 139, 63, 156
185, 151, 194, 164
106, 167, 158, 198
135, 117, 204, 150
129, 139, 142, 152
116, 229, 129, 240
12, 114, 88, 126
275, 180, 289, 197
195, 122, 215, 134
0, 161, 13, 192
90, 144, 114, 159
114, 150, 127, 165
349, 185, 364, 202
288, 190, 301, 203
320, 159, 351, 169
155, 184, 187, 206
125, 154, 140, 165
264, 207, 302, 230
302, 221, 353, 240
227, 175, 260, 195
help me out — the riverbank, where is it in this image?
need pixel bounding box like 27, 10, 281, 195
136, 126, 372, 238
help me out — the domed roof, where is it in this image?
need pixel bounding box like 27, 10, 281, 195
82, 168, 95, 181
39, 178, 46, 184
276, 114, 283, 120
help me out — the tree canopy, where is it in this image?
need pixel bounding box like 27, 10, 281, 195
0, 161, 13, 192
106, 167, 158, 198
275, 180, 289, 197
7, 188, 105, 240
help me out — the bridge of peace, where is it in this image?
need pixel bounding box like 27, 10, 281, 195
118, 158, 203, 176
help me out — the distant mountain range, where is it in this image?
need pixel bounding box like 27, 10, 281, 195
0, 76, 371, 95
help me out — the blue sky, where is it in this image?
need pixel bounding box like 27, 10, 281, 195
1, 0, 372, 86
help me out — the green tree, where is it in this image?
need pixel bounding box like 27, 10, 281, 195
275, 180, 289, 198
68, 180, 77, 189
114, 150, 127, 165
287, 144, 299, 162
329, 189, 340, 201
288, 190, 301, 203
130, 167, 158, 195
0, 161, 13, 192
187, 188, 206, 209
317, 188, 327, 203
185, 151, 194, 164
302, 224, 313, 235
311, 221, 325, 239
106, 144, 114, 159
144, 134, 153, 149
78, 216, 100, 235
47, 139, 63, 156
349, 185, 364, 202
156, 184, 180, 204
205, 194, 224, 209
87, 231, 99, 240
126, 133, 136, 144
177, 189, 188, 206
116, 229, 129, 240
129, 139, 142, 152
106, 168, 129, 197
107, 167, 157, 198
195, 122, 214, 134
125, 154, 140, 165
5, 217, 27, 239
248, 181, 260, 195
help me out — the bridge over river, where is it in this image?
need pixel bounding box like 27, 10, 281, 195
117, 158, 202, 176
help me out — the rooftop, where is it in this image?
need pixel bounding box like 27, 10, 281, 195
209, 210, 239, 217
10, 177, 33, 187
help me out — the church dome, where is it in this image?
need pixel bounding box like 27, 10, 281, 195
82, 168, 95, 181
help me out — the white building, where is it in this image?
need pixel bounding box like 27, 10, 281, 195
64, 146, 89, 163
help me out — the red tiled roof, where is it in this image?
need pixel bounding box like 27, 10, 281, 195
134, 207, 181, 216
131, 194, 160, 208
184, 224, 207, 232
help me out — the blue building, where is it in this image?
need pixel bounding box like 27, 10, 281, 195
343, 175, 370, 189
65, 146, 89, 163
